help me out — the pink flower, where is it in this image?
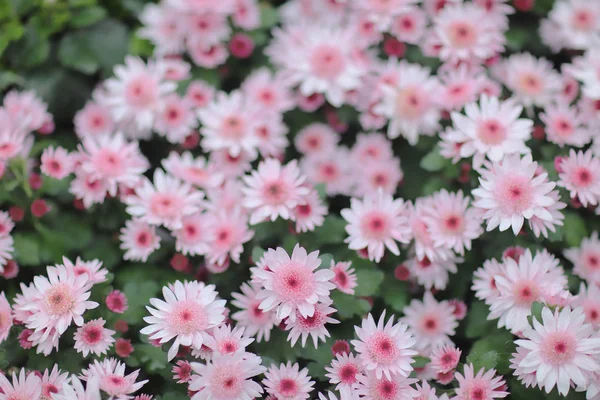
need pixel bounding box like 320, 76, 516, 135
557, 149, 600, 207
341, 189, 411, 263
153, 94, 196, 143
74, 101, 114, 138
119, 219, 161, 262
0, 368, 42, 400
263, 362, 315, 400
141, 280, 226, 360
4, 89, 52, 132
293, 189, 327, 233
430, 344, 462, 374
205, 324, 254, 356
53, 376, 101, 400
82, 358, 148, 399
330, 261, 357, 295
115, 338, 134, 358
353, 157, 404, 197
540, 103, 591, 148
125, 169, 205, 230
564, 231, 600, 286
106, 290, 129, 314
574, 283, 600, 328
295, 124, 339, 157
190, 352, 266, 400
454, 364, 508, 400
69, 172, 110, 208
354, 371, 418, 400
350, 133, 395, 165
284, 299, 339, 348
74, 318, 115, 357
0, 292, 12, 344
162, 151, 224, 190
352, 311, 418, 379
325, 353, 364, 395
242, 158, 310, 225
402, 292, 458, 355
173, 360, 193, 383
405, 254, 460, 291
40, 146, 73, 180
242, 68, 294, 115
253, 244, 335, 322
472, 154, 561, 235
514, 306, 600, 396
173, 213, 211, 257
301, 148, 353, 197
231, 282, 277, 343
205, 207, 254, 266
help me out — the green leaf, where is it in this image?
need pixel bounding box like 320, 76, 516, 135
58, 33, 99, 74
251, 246, 265, 263
259, 3, 279, 28
13, 233, 41, 266
129, 31, 154, 57
465, 300, 495, 338
135, 344, 168, 373
419, 149, 447, 172
380, 279, 409, 312
70, 6, 107, 28
319, 253, 334, 269
563, 211, 587, 247
467, 330, 515, 374
354, 267, 384, 297
331, 291, 371, 319
466, 350, 498, 371
122, 280, 160, 324
311, 216, 347, 246
8, 24, 49, 67
413, 356, 430, 369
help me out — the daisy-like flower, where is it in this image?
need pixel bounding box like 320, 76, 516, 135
430, 344, 462, 374
40, 146, 73, 180
293, 189, 327, 233
549, 0, 600, 51
301, 148, 353, 197
294, 123, 339, 156
354, 371, 418, 400
81, 358, 148, 400
153, 94, 196, 143
205, 325, 253, 357
501, 53, 562, 108
18, 264, 99, 341
423, 189, 483, 256
0, 368, 42, 400
231, 282, 277, 343
433, 3, 505, 64
330, 260, 357, 295
401, 292, 458, 355
40, 365, 68, 400
262, 362, 315, 400
564, 232, 600, 286
353, 157, 404, 198
141, 280, 226, 360
352, 311, 418, 379
173, 213, 211, 257
64, 257, 107, 286
189, 351, 266, 400
540, 103, 591, 148
69, 172, 110, 209
489, 249, 567, 334
573, 283, 600, 328
444, 95, 532, 169
284, 299, 339, 348
569, 48, 600, 99
0, 291, 12, 343
472, 154, 560, 235
325, 352, 363, 395
350, 133, 395, 165
74, 318, 115, 357
241, 67, 294, 115
454, 364, 508, 400
125, 169, 205, 230
341, 189, 411, 263
557, 149, 600, 207
74, 101, 115, 139
514, 306, 600, 396
205, 207, 254, 266
104, 56, 176, 132
253, 244, 335, 322
119, 219, 161, 262
242, 158, 310, 225
162, 151, 224, 190
198, 90, 259, 158
406, 254, 461, 291
53, 375, 101, 400
0, 236, 14, 274
0, 210, 14, 237
373, 61, 441, 145
106, 290, 128, 314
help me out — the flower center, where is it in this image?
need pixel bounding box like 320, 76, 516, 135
477, 119, 507, 145
310, 45, 346, 79
279, 378, 299, 396
448, 21, 476, 47
540, 332, 576, 366
44, 283, 76, 316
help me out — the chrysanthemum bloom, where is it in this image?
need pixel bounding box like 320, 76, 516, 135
173, 213, 211, 257
423, 189, 483, 256
115, 338, 134, 358
18, 264, 98, 341
352, 311, 418, 379
0, 368, 42, 400
341, 189, 411, 263
153, 94, 196, 144
294, 123, 339, 157
325, 352, 363, 395
204, 207, 254, 267
69, 171, 110, 209
548, 0, 600, 51
81, 358, 148, 399
74, 101, 115, 138
500, 53, 562, 108
569, 49, 600, 101
141, 280, 226, 360
438, 65, 487, 112
540, 103, 591, 148
242, 158, 310, 225
330, 261, 358, 295
430, 344, 462, 374
173, 360, 193, 383
0, 234, 14, 273
231, 282, 277, 343
565, 231, 600, 286
301, 148, 353, 197
350, 133, 395, 165
162, 151, 224, 190
293, 190, 327, 233
573, 283, 600, 328
125, 169, 205, 230
527, 189, 567, 239
284, 299, 339, 348
355, 371, 418, 400
444, 95, 532, 169
205, 324, 254, 356
53, 376, 101, 400
104, 56, 176, 132
263, 362, 315, 400
402, 292, 458, 355
189, 351, 266, 400
3, 89, 52, 132
0, 291, 12, 344
406, 254, 460, 291
253, 244, 335, 322
515, 306, 600, 396
406, 197, 454, 263
41, 146, 73, 180
106, 290, 129, 314
119, 219, 161, 262
242, 67, 295, 115
63, 257, 107, 286
353, 157, 404, 197
472, 154, 560, 235
74, 318, 115, 357
557, 149, 600, 207
198, 90, 260, 158
373, 61, 441, 145
454, 364, 508, 400
0, 210, 14, 237
489, 249, 567, 334
472, 258, 506, 305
